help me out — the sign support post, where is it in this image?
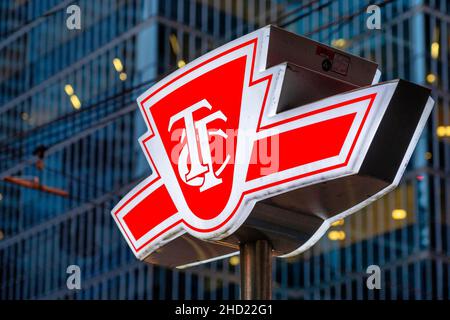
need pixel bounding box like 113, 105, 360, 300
239, 239, 272, 300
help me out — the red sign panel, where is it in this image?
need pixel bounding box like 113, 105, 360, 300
112, 27, 433, 263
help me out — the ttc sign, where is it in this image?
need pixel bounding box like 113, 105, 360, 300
112, 26, 433, 267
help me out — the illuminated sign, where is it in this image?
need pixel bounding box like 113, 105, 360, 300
112, 26, 433, 267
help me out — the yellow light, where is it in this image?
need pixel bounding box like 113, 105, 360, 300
21, 112, 30, 121
169, 34, 180, 55
229, 256, 240, 266
437, 126, 447, 137
177, 59, 186, 68
392, 209, 407, 220
113, 58, 124, 72
425, 151, 432, 160
331, 38, 347, 49
70, 94, 81, 109
328, 231, 339, 241
64, 84, 74, 96
447, 126, 450, 137
119, 72, 127, 81
431, 42, 439, 59
331, 219, 344, 227
426, 73, 436, 84
328, 230, 346, 241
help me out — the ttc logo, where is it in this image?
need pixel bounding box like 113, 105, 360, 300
112, 26, 433, 262
169, 99, 229, 192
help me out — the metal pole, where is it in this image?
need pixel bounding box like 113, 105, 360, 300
239, 239, 272, 300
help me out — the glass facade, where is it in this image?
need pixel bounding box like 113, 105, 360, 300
278, 0, 450, 300
0, 0, 282, 300
0, 0, 448, 300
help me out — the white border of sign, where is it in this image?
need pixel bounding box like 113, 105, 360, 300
111, 26, 434, 265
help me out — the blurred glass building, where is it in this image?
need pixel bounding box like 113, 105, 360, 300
277, 0, 450, 300
0, 0, 448, 300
